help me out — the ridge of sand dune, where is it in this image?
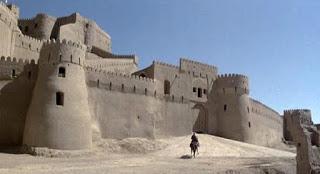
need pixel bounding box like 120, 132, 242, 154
153, 134, 295, 158
93, 134, 295, 158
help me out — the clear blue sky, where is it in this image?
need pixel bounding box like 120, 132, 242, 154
12, 0, 320, 122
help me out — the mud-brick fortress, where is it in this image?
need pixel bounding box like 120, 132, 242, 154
0, 3, 315, 151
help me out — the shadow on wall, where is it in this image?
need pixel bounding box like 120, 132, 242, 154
0, 64, 37, 147
192, 103, 208, 134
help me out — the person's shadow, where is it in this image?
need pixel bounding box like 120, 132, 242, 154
180, 154, 192, 159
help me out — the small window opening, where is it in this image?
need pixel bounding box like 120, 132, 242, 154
181, 96, 184, 103
24, 26, 29, 32
172, 95, 174, 101
58, 67, 66, 77
203, 89, 207, 95
28, 71, 31, 79
198, 88, 202, 98
70, 55, 73, 62
235, 87, 237, 93
223, 88, 226, 94
79, 58, 81, 65
121, 84, 124, 91
224, 104, 227, 111
133, 86, 136, 93
247, 107, 250, 113
34, 23, 38, 28
56, 92, 64, 106
248, 122, 251, 128
59, 54, 62, 62
154, 91, 157, 97
11, 69, 16, 77
97, 80, 100, 87
109, 82, 112, 90
164, 80, 170, 95
145, 88, 148, 95
193, 87, 197, 92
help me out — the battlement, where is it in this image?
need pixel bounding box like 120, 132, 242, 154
0, 2, 17, 17
283, 109, 313, 126
17, 34, 42, 44
0, 56, 36, 65
153, 60, 180, 70
0, 2, 18, 28
42, 39, 86, 51
86, 67, 155, 83
180, 58, 217, 70
284, 109, 311, 114
214, 73, 249, 95
38, 39, 87, 66
217, 73, 248, 79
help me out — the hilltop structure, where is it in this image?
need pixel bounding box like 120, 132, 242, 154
0, 3, 316, 151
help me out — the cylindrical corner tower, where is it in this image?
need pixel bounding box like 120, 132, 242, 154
212, 74, 251, 142
23, 39, 92, 150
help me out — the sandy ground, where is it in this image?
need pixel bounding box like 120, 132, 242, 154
0, 134, 296, 174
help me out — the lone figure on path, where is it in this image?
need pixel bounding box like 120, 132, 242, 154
190, 132, 200, 158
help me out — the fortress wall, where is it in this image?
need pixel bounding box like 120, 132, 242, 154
247, 98, 283, 147
0, 2, 18, 57
24, 39, 92, 150
18, 14, 56, 40
56, 13, 111, 52
283, 109, 312, 142
0, 62, 38, 146
86, 67, 156, 96
213, 74, 250, 142
13, 33, 42, 60
180, 58, 217, 80
0, 56, 35, 80
86, 52, 137, 74
152, 61, 191, 98
87, 81, 198, 139
86, 68, 199, 139
85, 20, 111, 52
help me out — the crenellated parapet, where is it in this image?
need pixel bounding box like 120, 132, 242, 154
153, 60, 180, 70
180, 58, 217, 70
0, 55, 36, 80
39, 39, 86, 66
0, 2, 18, 28
283, 109, 313, 126
214, 73, 249, 95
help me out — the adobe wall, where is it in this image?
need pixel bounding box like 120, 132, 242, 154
0, 2, 18, 57
247, 98, 283, 147
86, 69, 199, 139
0, 60, 37, 146
18, 13, 56, 40
210, 74, 283, 147
54, 13, 111, 52
24, 39, 92, 150
86, 52, 137, 74
212, 74, 250, 142
135, 60, 217, 102
12, 33, 42, 60
283, 109, 320, 174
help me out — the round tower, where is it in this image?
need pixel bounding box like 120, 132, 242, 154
23, 39, 92, 150
212, 74, 251, 142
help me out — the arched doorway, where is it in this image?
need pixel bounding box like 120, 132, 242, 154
192, 104, 208, 133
